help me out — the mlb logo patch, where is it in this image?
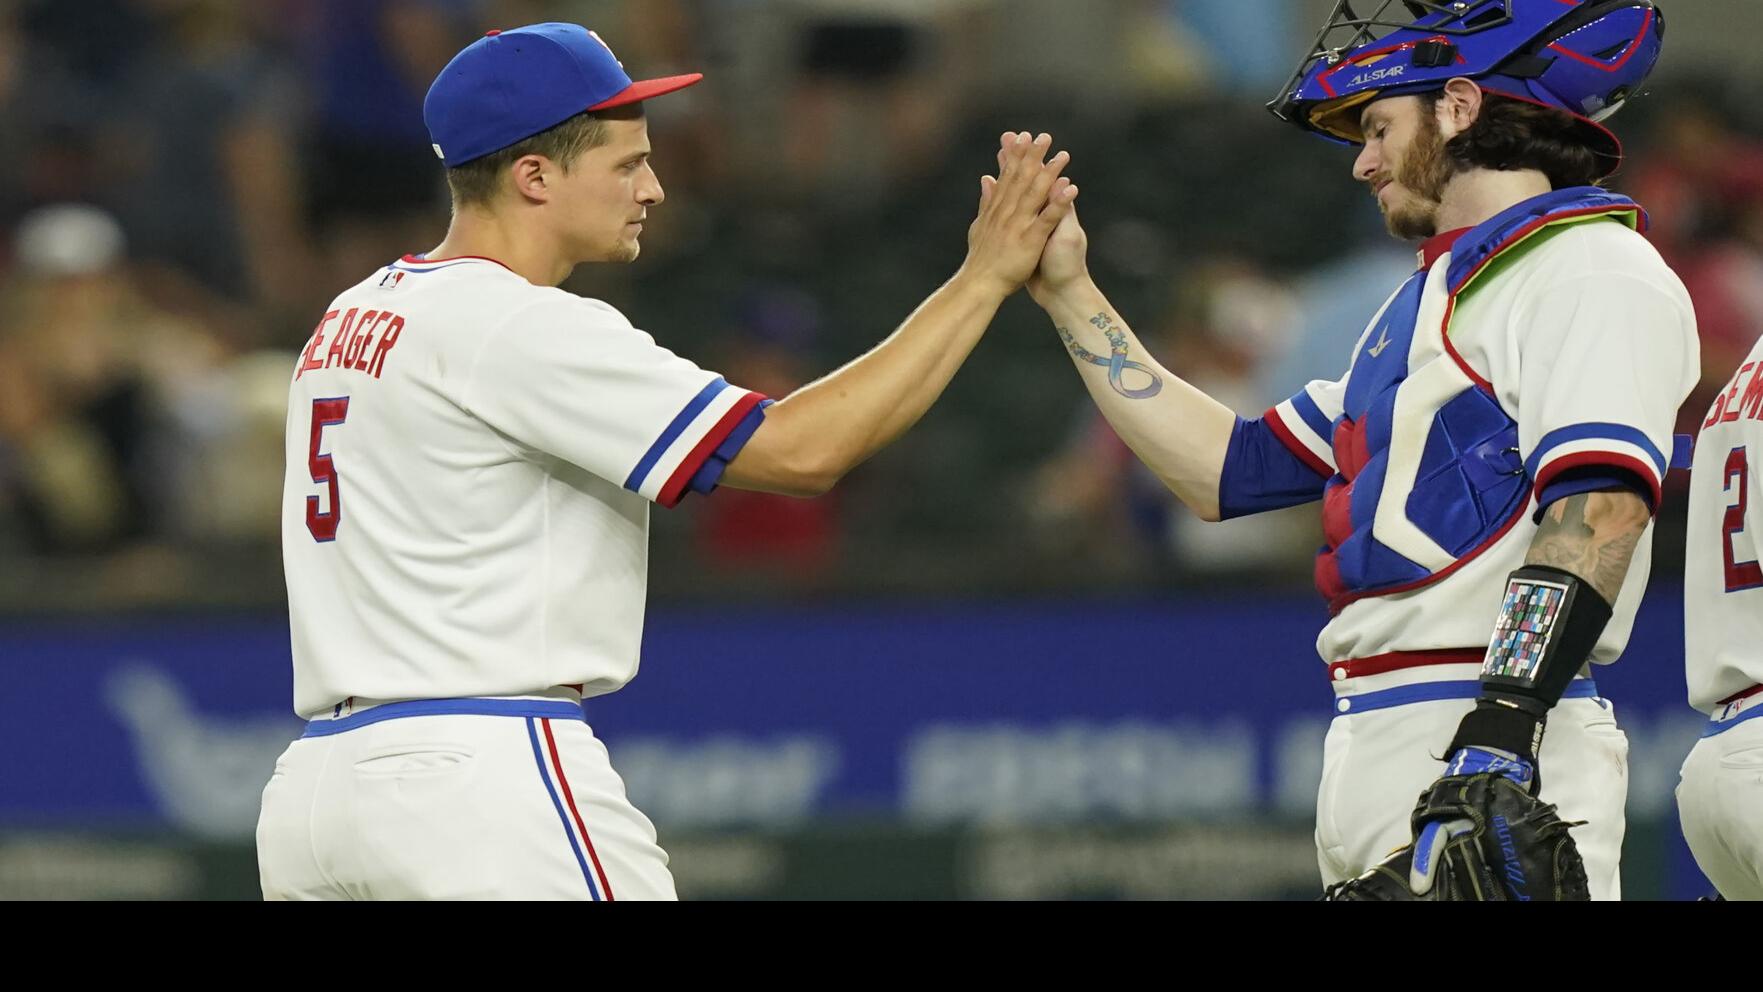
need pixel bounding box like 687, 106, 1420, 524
379, 269, 406, 289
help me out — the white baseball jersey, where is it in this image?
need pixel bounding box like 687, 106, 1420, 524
1256, 195, 1698, 667
1684, 331, 1763, 714
280, 254, 765, 717
1230, 190, 1695, 898
1680, 343, 1763, 900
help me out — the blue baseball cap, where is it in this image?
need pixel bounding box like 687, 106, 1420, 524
424, 22, 703, 166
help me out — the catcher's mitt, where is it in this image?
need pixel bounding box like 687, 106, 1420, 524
1322, 771, 1589, 901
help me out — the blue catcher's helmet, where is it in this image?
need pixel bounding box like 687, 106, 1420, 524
1268, 1, 1665, 177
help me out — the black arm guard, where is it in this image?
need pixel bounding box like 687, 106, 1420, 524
1448, 565, 1614, 762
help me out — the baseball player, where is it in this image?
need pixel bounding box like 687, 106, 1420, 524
257, 22, 1077, 900
1678, 334, 1763, 901
1024, 0, 1693, 899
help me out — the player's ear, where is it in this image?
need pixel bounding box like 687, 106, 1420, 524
510, 154, 552, 204
1437, 78, 1484, 139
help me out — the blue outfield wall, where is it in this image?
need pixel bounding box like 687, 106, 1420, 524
0, 583, 1719, 898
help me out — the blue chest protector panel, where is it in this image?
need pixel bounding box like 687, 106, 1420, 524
1315, 188, 1645, 611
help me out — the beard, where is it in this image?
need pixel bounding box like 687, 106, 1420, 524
1380, 112, 1458, 240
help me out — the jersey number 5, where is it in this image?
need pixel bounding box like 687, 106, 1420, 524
1724, 445, 1763, 592
307, 397, 350, 542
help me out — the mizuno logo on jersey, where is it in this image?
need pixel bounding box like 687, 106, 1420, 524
1367, 325, 1394, 358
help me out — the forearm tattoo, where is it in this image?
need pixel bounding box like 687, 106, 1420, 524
1525, 491, 1651, 603
1056, 312, 1163, 399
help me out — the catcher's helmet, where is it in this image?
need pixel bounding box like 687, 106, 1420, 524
1268, 1, 1665, 177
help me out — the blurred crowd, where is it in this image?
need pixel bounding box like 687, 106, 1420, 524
0, 0, 1758, 608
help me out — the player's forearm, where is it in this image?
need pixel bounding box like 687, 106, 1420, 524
1040, 279, 1236, 520
1523, 490, 1652, 603
1443, 488, 1652, 766
727, 269, 1006, 496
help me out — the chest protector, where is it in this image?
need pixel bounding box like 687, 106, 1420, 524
1314, 188, 1645, 614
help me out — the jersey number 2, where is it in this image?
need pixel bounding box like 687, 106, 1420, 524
307, 397, 350, 542
1724, 445, 1763, 592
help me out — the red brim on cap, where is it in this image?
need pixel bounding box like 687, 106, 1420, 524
586, 73, 704, 112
